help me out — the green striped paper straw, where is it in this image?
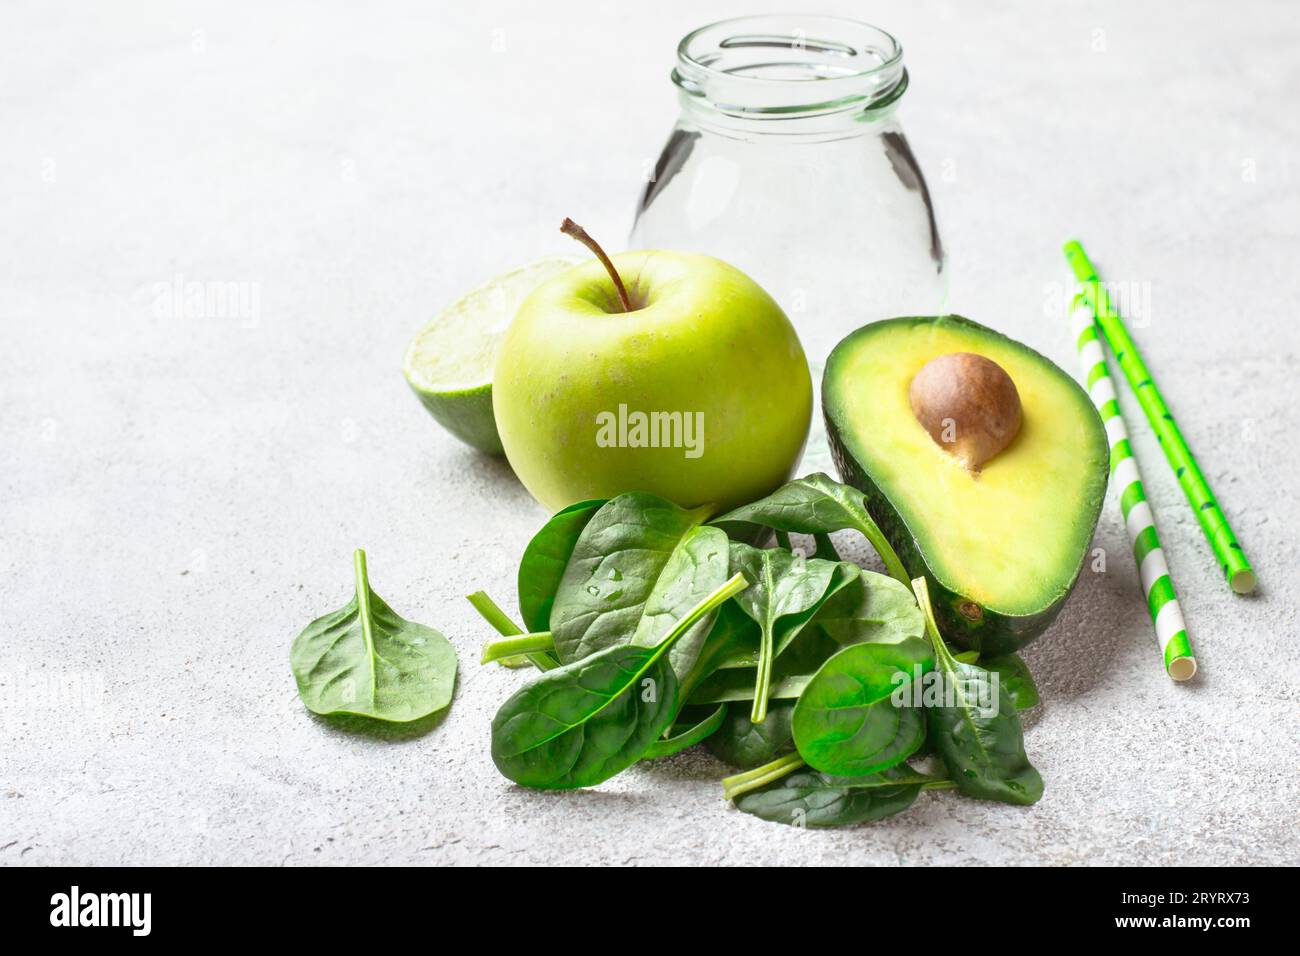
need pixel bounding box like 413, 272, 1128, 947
1070, 294, 1197, 681
1064, 240, 1256, 595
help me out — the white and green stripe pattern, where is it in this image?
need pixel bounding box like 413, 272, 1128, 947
1070, 296, 1197, 681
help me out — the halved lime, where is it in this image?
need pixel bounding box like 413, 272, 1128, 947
403, 255, 580, 454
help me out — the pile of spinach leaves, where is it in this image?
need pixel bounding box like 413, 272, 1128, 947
470, 473, 1044, 828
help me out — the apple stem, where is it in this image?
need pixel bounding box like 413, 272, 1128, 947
560, 217, 633, 312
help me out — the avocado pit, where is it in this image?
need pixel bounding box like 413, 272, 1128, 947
909, 352, 1022, 472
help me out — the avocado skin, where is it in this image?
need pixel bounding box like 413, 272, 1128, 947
823, 315, 1107, 657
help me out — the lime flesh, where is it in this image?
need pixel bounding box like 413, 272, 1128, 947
403, 255, 580, 454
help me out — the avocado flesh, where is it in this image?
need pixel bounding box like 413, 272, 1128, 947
824, 315, 1109, 656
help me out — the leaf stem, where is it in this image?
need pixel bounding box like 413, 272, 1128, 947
722, 752, 806, 802
353, 549, 377, 704
751, 623, 774, 724
911, 576, 958, 671
749, 559, 778, 725
812, 532, 840, 561
481, 632, 556, 665
467, 590, 559, 670
467, 590, 523, 636
846, 500, 909, 585
560, 217, 632, 312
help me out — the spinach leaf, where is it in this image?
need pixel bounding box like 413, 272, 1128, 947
642, 704, 727, 760
291, 550, 457, 723
713, 473, 908, 583
705, 700, 795, 769
631, 526, 730, 682
550, 493, 710, 664
810, 566, 924, 647
912, 577, 1043, 806
733, 765, 941, 828
983, 653, 1040, 711
791, 638, 933, 777
738, 766, 947, 828
492, 644, 677, 789
517, 498, 606, 633
688, 670, 812, 705
491, 572, 747, 789
727, 542, 855, 723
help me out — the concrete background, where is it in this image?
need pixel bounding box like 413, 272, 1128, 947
2, 0, 1297, 866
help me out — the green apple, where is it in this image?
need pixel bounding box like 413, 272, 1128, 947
493, 221, 812, 513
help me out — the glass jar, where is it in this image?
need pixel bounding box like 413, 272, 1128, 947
630, 15, 946, 465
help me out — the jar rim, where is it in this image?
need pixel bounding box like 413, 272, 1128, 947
673, 14, 905, 119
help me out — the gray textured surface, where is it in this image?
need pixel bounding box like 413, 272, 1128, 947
2, 0, 1297, 866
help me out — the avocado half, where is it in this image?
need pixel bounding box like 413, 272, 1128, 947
824, 315, 1109, 656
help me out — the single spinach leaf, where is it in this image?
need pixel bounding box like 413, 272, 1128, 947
792, 638, 933, 777
713, 473, 908, 583
550, 493, 710, 664
492, 644, 678, 789
643, 703, 727, 759
982, 653, 1040, 711
631, 526, 730, 682
291, 550, 457, 723
491, 572, 746, 789
517, 498, 606, 633
811, 566, 924, 647
913, 577, 1043, 806
734, 765, 936, 828
727, 542, 855, 723
705, 700, 795, 769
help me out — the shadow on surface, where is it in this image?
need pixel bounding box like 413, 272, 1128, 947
310, 706, 450, 742
1022, 524, 1145, 705
636, 746, 733, 784
503, 784, 657, 811
458, 446, 517, 484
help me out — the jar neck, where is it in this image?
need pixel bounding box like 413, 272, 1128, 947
672, 15, 907, 138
